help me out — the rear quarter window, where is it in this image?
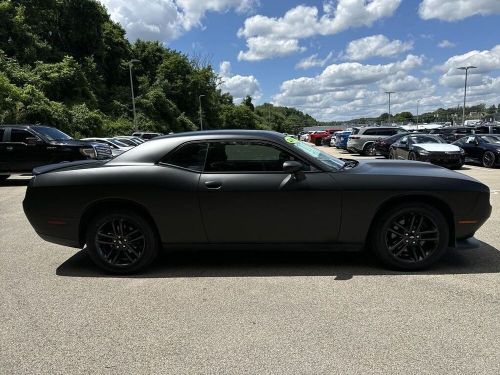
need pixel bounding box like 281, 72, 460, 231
161, 142, 208, 172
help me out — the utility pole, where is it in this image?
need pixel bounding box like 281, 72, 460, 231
458, 66, 477, 125
128, 59, 140, 132
416, 99, 420, 130
385, 91, 395, 125
199, 95, 205, 130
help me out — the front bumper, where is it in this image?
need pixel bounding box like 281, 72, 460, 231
417, 153, 465, 167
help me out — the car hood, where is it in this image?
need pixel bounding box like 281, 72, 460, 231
414, 143, 461, 152
338, 160, 487, 191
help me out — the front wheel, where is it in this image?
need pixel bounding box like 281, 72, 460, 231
85, 210, 159, 274
371, 203, 449, 270
482, 151, 496, 168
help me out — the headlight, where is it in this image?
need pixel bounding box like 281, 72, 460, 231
80, 147, 96, 159
417, 149, 429, 155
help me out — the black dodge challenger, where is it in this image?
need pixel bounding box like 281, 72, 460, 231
23, 131, 491, 273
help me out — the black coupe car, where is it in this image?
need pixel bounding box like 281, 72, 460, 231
23, 131, 491, 273
374, 132, 409, 158
389, 134, 465, 169
453, 135, 500, 168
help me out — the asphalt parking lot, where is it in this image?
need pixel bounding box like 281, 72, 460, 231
1, 155, 499, 374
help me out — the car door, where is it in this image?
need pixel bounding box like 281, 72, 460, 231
0, 127, 8, 172
198, 140, 341, 243
392, 136, 409, 159
9, 128, 50, 171
461, 136, 480, 160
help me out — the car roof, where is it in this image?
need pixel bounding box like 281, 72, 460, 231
109, 130, 297, 164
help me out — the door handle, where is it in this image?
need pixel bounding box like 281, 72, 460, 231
6, 146, 13, 151
205, 180, 222, 189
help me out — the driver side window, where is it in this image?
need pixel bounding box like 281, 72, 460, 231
204, 141, 309, 172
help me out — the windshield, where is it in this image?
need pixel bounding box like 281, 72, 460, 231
107, 139, 128, 147
411, 135, 443, 144
284, 136, 345, 170
34, 126, 72, 141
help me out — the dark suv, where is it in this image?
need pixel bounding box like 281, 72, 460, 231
428, 127, 477, 143
0, 125, 112, 181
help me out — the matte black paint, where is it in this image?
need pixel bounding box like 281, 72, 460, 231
23, 130, 491, 252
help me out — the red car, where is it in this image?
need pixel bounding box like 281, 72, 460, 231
310, 129, 342, 146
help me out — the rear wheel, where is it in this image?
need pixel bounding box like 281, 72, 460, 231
482, 151, 496, 168
371, 203, 449, 270
85, 210, 159, 274
364, 143, 376, 156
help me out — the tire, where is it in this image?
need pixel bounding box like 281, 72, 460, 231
482, 151, 496, 168
408, 151, 417, 161
85, 210, 159, 274
364, 143, 376, 156
370, 203, 449, 270
388, 150, 395, 159
0, 175, 10, 183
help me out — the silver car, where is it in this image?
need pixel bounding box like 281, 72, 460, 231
347, 126, 406, 155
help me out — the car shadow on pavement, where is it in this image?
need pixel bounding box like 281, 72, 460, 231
0, 179, 30, 187
56, 240, 500, 280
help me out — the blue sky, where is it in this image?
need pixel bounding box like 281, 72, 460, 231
100, 0, 500, 121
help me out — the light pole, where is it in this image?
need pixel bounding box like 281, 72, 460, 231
416, 99, 420, 130
198, 95, 205, 130
128, 59, 140, 131
385, 91, 395, 125
457, 65, 477, 125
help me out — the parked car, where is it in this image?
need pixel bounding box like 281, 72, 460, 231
332, 130, 352, 149
453, 135, 500, 168
0, 125, 111, 182
474, 125, 500, 135
374, 132, 409, 158
309, 131, 328, 146
23, 130, 491, 274
81, 138, 133, 157
389, 134, 465, 169
428, 127, 476, 143
118, 136, 145, 144
347, 126, 406, 155
113, 137, 142, 146
132, 132, 162, 140
320, 129, 342, 146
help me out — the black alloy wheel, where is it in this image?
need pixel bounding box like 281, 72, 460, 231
364, 143, 377, 156
86, 210, 159, 274
482, 151, 496, 168
371, 203, 449, 270
408, 151, 417, 161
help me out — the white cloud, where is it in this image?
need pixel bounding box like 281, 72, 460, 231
218, 61, 261, 102
438, 40, 456, 48
419, 0, 500, 21
237, 37, 305, 61
342, 35, 413, 61
272, 54, 427, 120
295, 52, 334, 70
99, 0, 259, 42
237, 0, 401, 61
439, 45, 500, 87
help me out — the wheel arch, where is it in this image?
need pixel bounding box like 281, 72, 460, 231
368, 194, 456, 247
78, 199, 160, 247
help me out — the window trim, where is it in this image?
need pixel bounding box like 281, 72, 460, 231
202, 139, 317, 175
158, 140, 209, 173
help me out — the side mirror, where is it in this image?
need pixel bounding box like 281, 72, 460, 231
25, 137, 41, 146
283, 160, 305, 180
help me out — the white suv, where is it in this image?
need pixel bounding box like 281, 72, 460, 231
347, 126, 406, 155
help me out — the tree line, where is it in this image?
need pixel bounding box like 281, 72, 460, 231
0, 0, 318, 138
